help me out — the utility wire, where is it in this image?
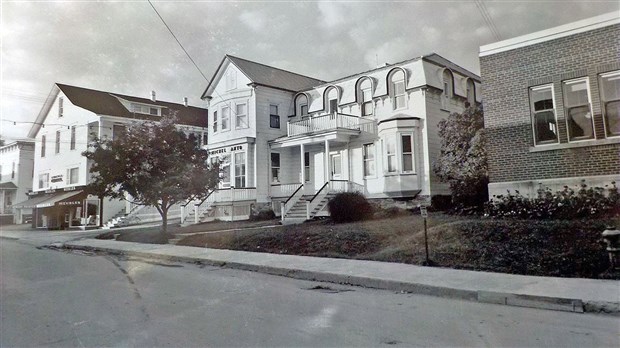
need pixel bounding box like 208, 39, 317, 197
475, 0, 502, 41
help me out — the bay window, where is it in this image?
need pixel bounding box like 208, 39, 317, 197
401, 134, 414, 172
599, 70, 620, 137
385, 137, 397, 173
234, 152, 246, 187
213, 111, 218, 133
563, 78, 593, 141
220, 154, 231, 188
221, 107, 230, 131
236, 103, 248, 129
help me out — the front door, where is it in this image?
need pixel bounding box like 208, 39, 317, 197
330, 153, 342, 180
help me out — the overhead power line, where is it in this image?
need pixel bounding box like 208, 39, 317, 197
475, 0, 502, 41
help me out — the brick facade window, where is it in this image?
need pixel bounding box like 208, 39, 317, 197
599, 70, 620, 137
563, 78, 593, 141
529, 85, 558, 145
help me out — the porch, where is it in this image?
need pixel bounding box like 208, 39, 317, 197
287, 113, 377, 138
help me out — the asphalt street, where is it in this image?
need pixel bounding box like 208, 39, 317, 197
1, 237, 619, 347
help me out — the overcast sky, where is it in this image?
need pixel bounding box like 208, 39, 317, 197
1, 0, 618, 140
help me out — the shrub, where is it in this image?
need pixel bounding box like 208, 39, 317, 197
430, 195, 453, 211
327, 192, 373, 223
485, 181, 620, 219
249, 208, 276, 221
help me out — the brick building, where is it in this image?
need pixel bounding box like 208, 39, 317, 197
479, 12, 620, 198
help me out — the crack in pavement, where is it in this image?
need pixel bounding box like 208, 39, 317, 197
104, 256, 150, 321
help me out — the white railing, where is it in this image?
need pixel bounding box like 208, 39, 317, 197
306, 181, 331, 219
280, 184, 304, 221
270, 183, 302, 198
287, 113, 377, 137
329, 180, 366, 194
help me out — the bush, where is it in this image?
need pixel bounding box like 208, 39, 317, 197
327, 192, 373, 223
430, 195, 453, 211
249, 208, 276, 221
485, 181, 620, 219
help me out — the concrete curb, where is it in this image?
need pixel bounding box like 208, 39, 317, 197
63, 242, 620, 315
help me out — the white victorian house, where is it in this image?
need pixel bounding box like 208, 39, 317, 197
192, 54, 480, 224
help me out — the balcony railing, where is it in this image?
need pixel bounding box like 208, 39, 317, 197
287, 113, 377, 137
270, 183, 302, 198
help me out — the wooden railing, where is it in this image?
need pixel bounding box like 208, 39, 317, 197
329, 180, 366, 194
270, 183, 302, 198
287, 113, 377, 137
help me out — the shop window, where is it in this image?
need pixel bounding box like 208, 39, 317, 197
563, 78, 593, 141
599, 70, 620, 137
70, 126, 76, 150
67, 167, 79, 185
363, 143, 376, 177
270, 105, 280, 128
529, 85, 558, 145
271, 153, 280, 183
236, 103, 248, 129
234, 152, 246, 188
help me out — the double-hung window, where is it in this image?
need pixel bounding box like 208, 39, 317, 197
563, 78, 593, 141
393, 77, 406, 110
401, 134, 414, 172
529, 85, 558, 145
39, 173, 49, 189
220, 154, 231, 188
270, 105, 280, 128
41, 135, 46, 157
67, 167, 79, 185
70, 126, 76, 150
236, 103, 248, 129
271, 153, 280, 183
300, 104, 308, 116
362, 87, 373, 116
221, 106, 230, 131
363, 143, 376, 177
304, 152, 310, 182
385, 137, 397, 173
55, 131, 61, 154
213, 111, 218, 133
599, 70, 620, 137
234, 152, 246, 188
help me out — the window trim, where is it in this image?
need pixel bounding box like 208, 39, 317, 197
221, 106, 230, 132
270, 152, 280, 183
304, 152, 311, 182
384, 137, 397, 174
233, 151, 246, 188
67, 167, 79, 185
270, 104, 280, 129
38, 173, 49, 189
362, 143, 376, 178
392, 76, 406, 111
529, 84, 559, 146
400, 133, 415, 173
599, 70, 620, 138
562, 77, 594, 143
235, 102, 248, 129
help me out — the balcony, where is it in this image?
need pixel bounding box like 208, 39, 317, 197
287, 113, 377, 137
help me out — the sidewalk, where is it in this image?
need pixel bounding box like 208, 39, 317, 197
65, 238, 620, 315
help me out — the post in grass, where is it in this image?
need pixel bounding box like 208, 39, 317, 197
419, 205, 432, 266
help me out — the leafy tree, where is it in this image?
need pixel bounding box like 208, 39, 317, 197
83, 116, 219, 238
433, 105, 488, 208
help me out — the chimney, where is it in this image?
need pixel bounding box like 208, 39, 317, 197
151, 90, 156, 102
183, 97, 188, 107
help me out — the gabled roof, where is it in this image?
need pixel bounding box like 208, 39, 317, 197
57, 84, 208, 127
201, 55, 325, 98
29, 84, 208, 138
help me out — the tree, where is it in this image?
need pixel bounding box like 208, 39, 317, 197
433, 105, 488, 208
83, 116, 219, 238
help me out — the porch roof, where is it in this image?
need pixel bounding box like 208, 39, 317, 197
0, 182, 18, 190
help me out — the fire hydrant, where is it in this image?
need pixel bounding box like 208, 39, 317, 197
601, 227, 620, 270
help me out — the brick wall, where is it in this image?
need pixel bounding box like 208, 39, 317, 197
480, 24, 620, 186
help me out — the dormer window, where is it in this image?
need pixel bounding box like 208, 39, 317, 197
131, 103, 161, 116
442, 69, 454, 109
358, 78, 373, 116
389, 70, 406, 110
295, 93, 309, 117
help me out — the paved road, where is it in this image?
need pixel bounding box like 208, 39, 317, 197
1, 237, 619, 347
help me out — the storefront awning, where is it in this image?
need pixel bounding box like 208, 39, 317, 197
12, 193, 56, 209
36, 190, 86, 208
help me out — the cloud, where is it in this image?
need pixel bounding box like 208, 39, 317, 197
239, 10, 266, 31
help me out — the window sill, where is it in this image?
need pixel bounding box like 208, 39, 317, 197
529, 137, 620, 152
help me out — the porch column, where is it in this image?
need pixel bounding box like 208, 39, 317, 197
300, 143, 305, 184
324, 140, 331, 181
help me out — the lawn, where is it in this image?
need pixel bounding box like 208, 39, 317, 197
175, 213, 620, 279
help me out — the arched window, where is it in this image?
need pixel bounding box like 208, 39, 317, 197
325, 87, 339, 114
295, 94, 309, 117
442, 70, 454, 106
466, 79, 475, 106
358, 78, 373, 116
389, 70, 406, 110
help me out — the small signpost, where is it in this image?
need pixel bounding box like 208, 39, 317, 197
420, 206, 431, 265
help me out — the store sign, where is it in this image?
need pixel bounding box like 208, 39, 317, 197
209, 144, 245, 155
51, 175, 64, 183
58, 200, 82, 206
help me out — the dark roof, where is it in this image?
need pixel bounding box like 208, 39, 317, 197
422, 53, 480, 81
56, 84, 208, 127
0, 182, 18, 190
